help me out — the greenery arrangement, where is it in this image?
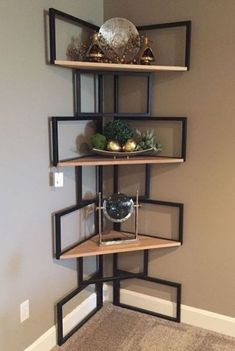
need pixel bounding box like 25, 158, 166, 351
103, 119, 134, 145
90, 119, 162, 153
135, 129, 162, 152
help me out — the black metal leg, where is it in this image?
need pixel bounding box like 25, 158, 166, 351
96, 255, 104, 307
56, 283, 102, 346
143, 250, 149, 276
113, 253, 120, 305
77, 257, 83, 284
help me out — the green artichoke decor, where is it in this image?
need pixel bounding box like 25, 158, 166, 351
90, 133, 107, 150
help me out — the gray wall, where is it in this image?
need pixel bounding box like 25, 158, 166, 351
104, 0, 235, 318
0, 1, 103, 350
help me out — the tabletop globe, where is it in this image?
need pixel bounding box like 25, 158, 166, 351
103, 193, 134, 223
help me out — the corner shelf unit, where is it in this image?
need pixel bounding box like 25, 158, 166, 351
49, 8, 191, 346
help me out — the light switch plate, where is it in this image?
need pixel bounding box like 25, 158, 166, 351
54, 172, 64, 187
20, 300, 29, 322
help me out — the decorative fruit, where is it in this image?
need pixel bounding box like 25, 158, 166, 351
103, 119, 134, 145
122, 139, 137, 152
90, 133, 107, 150
107, 140, 121, 152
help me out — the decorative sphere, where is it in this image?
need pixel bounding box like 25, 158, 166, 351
103, 193, 134, 223
107, 140, 121, 152
122, 138, 137, 152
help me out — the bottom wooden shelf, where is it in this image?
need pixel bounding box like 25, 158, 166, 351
60, 231, 181, 259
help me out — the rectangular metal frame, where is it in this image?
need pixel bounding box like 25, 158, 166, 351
75, 70, 152, 117
49, 8, 99, 64
114, 274, 181, 322
57, 282, 102, 346
119, 198, 184, 244
75, 164, 103, 203
112, 252, 181, 322
113, 164, 151, 199
114, 116, 187, 161
51, 115, 102, 166
54, 199, 97, 259
53, 163, 103, 259
137, 21, 191, 69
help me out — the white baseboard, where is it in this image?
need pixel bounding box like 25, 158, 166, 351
112, 285, 235, 338
24, 293, 96, 351
181, 304, 235, 338
24, 283, 235, 351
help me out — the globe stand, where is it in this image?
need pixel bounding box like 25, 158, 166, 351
97, 190, 140, 246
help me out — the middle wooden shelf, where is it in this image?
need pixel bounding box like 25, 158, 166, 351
57, 155, 184, 167
60, 230, 181, 259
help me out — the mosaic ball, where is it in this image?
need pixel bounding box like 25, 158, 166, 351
103, 193, 134, 223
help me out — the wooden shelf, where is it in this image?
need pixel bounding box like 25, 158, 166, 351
57, 156, 184, 167
60, 231, 181, 259
54, 60, 188, 73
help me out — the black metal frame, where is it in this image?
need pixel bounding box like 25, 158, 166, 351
49, 8, 191, 70
114, 275, 181, 323
137, 21, 191, 69
49, 8, 99, 64
54, 199, 97, 259
55, 191, 183, 345
51, 97, 186, 345
51, 115, 102, 166
57, 282, 103, 346
57, 251, 181, 345
112, 163, 151, 199
75, 70, 152, 117
49, 7, 190, 347
54, 161, 103, 259
119, 198, 184, 244
114, 116, 187, 160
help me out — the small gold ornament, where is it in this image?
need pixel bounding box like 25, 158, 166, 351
138, 36, 155, 65
122, 139, 137, 152
86, 32, 104, 62
107, 140, 121, 152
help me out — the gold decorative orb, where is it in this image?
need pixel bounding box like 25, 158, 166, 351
107, 140, 121, 152
122, 139, 137, 152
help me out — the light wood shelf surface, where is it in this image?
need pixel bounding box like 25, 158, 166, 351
54, 60, 188, 72
58, 156, 184, 167
60, 231, 181, 259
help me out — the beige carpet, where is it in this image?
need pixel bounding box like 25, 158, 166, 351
52, 303, 235, 351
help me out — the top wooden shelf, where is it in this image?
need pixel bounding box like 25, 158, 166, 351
57, 156, 184, 167
54, 60, 188, 73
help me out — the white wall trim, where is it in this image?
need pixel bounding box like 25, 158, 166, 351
24, 293, 96, 351
104, 284, 235, 338
24, 283, 235, 350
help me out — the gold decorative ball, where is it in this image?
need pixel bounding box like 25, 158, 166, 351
122, 139, 137, 152
107, 140, 121, 152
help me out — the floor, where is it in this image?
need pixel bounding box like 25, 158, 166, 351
52, 303, 235, 351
